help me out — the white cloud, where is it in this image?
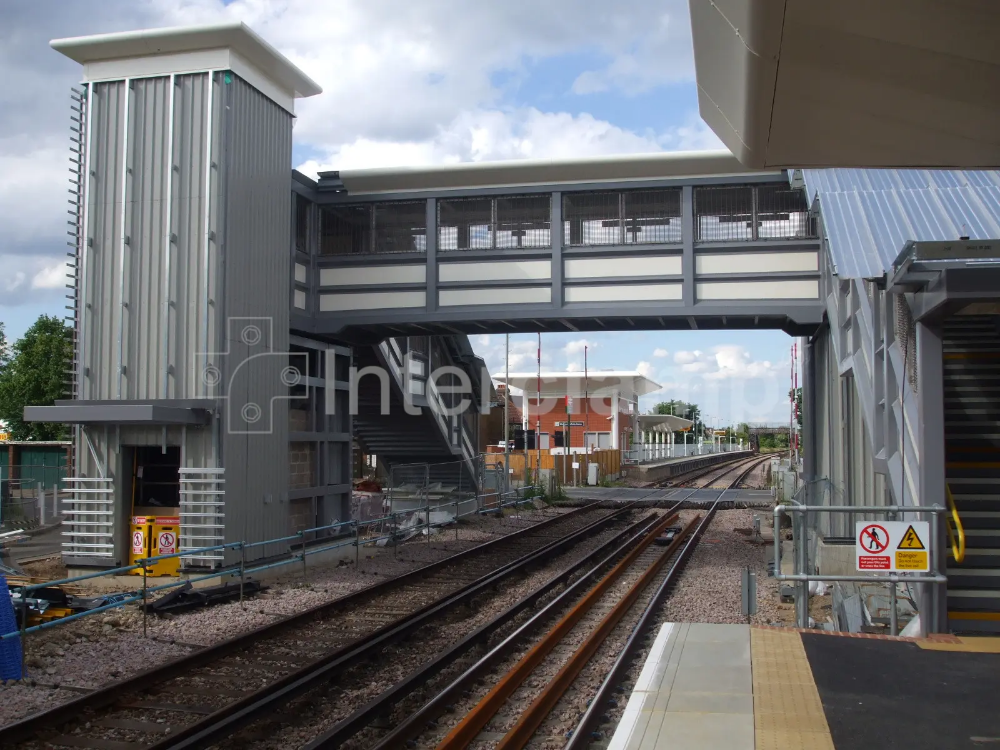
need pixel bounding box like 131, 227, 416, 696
563, 338, 596, 358
653, 348, 668, 358
31, 262, 68, 290
476, 334, 491, 347
673, 350, 700, 364
636, 360, 655, 379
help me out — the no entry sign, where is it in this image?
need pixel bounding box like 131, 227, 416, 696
856, 521, 930, 572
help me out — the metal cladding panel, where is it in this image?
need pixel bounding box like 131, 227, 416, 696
218, 74, 293, 552
124, 76, 171, 399
804, 168, 1000, 278
84, 81, 127, 400
172, 73, 220, 399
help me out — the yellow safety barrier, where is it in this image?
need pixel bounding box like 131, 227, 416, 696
946, 485, 966, 564
129, 515, 181, 577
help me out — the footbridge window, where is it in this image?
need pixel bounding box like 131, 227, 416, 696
320, 201, 427, 255
438, 194, 551, 251
564, 188, 682, 246
694, 183, 813, 242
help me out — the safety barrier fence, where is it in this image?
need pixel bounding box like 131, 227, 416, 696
774, 484, 948, 637
0, 482, 541, 649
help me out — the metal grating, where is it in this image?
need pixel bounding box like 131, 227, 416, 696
66, 86, 88, 401
60, 477, 114, 559
564, 189, 681, 246
438, 194, 550, 251
894, 296, 918, 393
320, 202, 426, 255
695, 185, 754, 241
695, 183, 812, 242
179, 467, 226, 568
755, 183, 812, 240
374, 201, 427, 254
320, 204, 370, 255
295, 194, 310, 254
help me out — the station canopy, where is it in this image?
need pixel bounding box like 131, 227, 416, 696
636, 414, 695, 433
495, 371, 660, 401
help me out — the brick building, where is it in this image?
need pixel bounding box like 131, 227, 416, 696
495, 371, 661, 451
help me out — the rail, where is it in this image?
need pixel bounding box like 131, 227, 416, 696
946, 484, 966, 564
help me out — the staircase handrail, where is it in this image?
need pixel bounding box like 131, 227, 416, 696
946, 484, 966, 564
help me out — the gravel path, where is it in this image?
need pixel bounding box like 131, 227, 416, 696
0, 505, 570, 729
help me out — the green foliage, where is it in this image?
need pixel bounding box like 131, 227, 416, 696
0, 316, 73, 441
758, 432, 791, 451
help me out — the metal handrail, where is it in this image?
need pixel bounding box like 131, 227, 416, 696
946, 484, 966, 564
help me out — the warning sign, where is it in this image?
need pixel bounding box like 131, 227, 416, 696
158, 531, 177, 555
856, 521, 930, 573
132, 530, 145, 555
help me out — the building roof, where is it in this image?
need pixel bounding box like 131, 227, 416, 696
805, 168, 1000, 278
322, 150, 770, 195
495, 371, 661, 400
689, 0, 1000, 168
51, 22, 322, 106
636, 414, 694, 432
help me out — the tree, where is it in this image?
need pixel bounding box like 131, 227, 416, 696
0, 316, 73, 441
0, 321, 8, 369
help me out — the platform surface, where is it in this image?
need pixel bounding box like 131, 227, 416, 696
564, 487, 774, 504
608, 624, 1000, 749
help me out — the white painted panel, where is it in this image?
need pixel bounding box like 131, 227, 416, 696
320, 264, 426, 286
439, 260, 551, 283
697, 279, 820, 300
320, 290, 426, 311
293, 290, 307, 309
564, 283, 682, 303
564, 255, 682, 279
294, 263, 307, 283
439, 287, 551, 307
695, 251, 818, 275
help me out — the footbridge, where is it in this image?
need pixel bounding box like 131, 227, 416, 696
288, 153, 824, 342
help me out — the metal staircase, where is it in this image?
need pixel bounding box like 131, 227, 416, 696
943, 314, 1000, 633
352, 337, 481, 490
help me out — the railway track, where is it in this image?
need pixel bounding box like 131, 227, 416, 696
2, 503, 628, 749
670, 451, 776, 490
360, 496, 723, 750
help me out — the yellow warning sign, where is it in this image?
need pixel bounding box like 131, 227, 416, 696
896, 550, 929, 570
898, 525, 925, 550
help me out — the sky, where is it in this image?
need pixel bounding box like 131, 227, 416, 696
0, 0, 796, 425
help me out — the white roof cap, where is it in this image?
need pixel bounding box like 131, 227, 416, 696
51, 22, 321, 112
335, 150, 771, 194
496, 371, 661, 400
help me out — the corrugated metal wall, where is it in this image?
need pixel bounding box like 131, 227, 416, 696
217, 74, 293, 556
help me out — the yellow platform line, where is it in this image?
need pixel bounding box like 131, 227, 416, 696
917, 636, 1000, 653
751, 628, 835, 750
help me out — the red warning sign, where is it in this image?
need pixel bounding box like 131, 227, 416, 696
132, 530, 145, 555
859, 524, 889, 553
858, 555, 891, 570
158, 531, 177, 555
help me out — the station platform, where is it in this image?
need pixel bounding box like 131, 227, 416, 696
609, 623, 1000, 750
631, 451, 754, 483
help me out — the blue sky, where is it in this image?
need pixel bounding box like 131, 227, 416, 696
0, 0, 795, 423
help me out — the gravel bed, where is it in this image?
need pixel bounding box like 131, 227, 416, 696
222, 514, 642, 749
0, 505, 569, 731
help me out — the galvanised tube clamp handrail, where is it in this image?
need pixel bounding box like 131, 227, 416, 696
773, 503, 948, 637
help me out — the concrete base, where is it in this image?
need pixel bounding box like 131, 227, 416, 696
632, 451, 754, 484
815, 539, 857, 576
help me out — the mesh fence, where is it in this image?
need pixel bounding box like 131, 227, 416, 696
564, 188, 682, 246
894, 296, 919, 393
695, 183, 813, 241
320, 202, 427, 255
438, 195, 551, 251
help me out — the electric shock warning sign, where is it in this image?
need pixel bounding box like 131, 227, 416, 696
856, 521, 930, 572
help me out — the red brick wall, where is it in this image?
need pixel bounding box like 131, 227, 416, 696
522, 397, 630, 448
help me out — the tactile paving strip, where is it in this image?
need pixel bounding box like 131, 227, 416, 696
751, 628, 835, 750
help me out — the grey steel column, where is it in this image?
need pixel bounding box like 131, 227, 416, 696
681, 185, 695, 308
551, 191, 563, 309
797, 336, 819, 627
426, 198, 437, 312
916, 320, 947, 633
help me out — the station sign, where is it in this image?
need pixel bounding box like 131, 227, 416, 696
856, 521, 930, 572
555, 421, 584, 427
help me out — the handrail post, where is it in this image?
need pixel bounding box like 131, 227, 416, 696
299, 530, 307, 584
392, 513, 398, 558
141, 560, 148, 638
239, 541, 246, 610
889, 575, 898, 636
355, 520, 360, 567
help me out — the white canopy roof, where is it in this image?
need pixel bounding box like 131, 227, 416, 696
636, 414, 694, 433
495, 371, 660, 401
